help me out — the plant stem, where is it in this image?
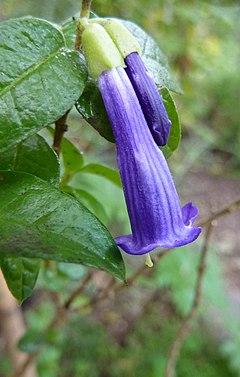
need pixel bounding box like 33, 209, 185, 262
53, 110, 70, 156
64, 270, 93, 309
73, 248, 173, 312
75, 0, 92, 50
198, 197, 240, 227
81, 0, 92, 18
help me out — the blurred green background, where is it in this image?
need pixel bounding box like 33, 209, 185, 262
0, 1, 240, 376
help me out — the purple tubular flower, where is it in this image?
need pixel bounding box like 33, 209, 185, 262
124, 52, 172, 146
98, 67, 201, 255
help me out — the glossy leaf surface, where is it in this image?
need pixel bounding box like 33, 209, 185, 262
0, 17, 88, 152
0, 134, 60, 185
0, 171, 125, 281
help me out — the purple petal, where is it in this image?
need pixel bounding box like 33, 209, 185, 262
182, 202, 199, 226
98, 67, 201, 255
125, 52, 171, 146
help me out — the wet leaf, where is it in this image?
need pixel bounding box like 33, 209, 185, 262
0, 134, 60, 185
0, 171, 125, 281
0, 17, 88, 152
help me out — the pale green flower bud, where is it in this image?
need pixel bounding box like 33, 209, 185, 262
104, 19, 141, 58
82, 23, 125, 78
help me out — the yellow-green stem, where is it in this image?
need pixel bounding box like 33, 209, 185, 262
75, 0, 92, 50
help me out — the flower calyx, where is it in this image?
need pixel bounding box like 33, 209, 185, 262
81, 21, 124, 78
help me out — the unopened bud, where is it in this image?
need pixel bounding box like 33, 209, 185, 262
82, 23, 124, 78
104, 19, 141, 58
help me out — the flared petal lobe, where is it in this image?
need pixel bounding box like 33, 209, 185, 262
125, 52, 172, 146
98, 67, 201, 255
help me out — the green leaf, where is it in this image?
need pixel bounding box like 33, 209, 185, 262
0, 257, 40, 303
76, 79, 114, 142
0, 134, 60, 185
61, 17, 77, 50
121, 20, 181, 93
160, 88, 181, 158
0, 17, 88, 152
61, 138, 84, 175
80, 163, 122, 187
73, 189, 108, 225
0, 171, 125, 281
0, 134, 59, 302
70, 172, 128, 230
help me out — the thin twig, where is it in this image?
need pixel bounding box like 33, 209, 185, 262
53, 110, 70, 156
47, 271, 94, 330
73, 248, 173, 312
198, 197, 240, 228
164, 224, 213, 377
64, 270, 93, 309
80, 0, 92, 18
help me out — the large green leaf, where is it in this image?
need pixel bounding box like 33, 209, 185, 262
0, 258, 40, 303
0, 133, 59, 301
0, 17, 88, 152
0, 134, 60, 185
61, 17, 78, 50
160, 88, 181, 158
0, 171, 125, 281
73, 189, 108, 226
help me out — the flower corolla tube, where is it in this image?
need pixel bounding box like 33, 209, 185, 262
82, 21, 201, 256
99, 67, 201, 255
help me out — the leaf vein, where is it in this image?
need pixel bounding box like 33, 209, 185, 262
0, 48, 66, 98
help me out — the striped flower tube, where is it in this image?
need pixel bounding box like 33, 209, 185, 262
82, 22, 201, 256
